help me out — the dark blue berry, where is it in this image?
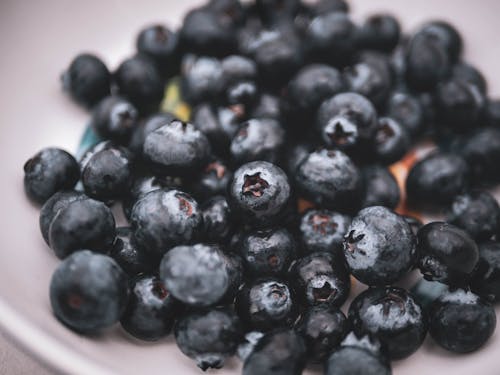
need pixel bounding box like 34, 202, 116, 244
361, 165, 400, 209
110, 227, 155, 277
200, 196, 233, 243
452, 62, 487, 94
91, 97, 138, 144
471, 241, 500, 301
462, 128, 500, 185
181, 56, 224, 104
385, 91, 425, 137
188, 159, 232, 201
357, 14, 401, 53
136, 25, 178, 77
373, 117, 411, 165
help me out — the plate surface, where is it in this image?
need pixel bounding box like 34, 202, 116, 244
1, 0, 500, 374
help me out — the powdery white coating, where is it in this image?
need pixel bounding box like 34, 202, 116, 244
362, 297, 422, 331
341, 332, 381, 354
440, 289, 479, 305
237, 331, 265, 361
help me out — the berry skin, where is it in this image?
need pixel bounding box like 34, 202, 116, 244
81, 145, 133, 202
357, 14, 401, 53
50, 250, 129, 334
307, 0, 349, 15
386, 91, 425, 137
317, 93, 377, 150
417, 222, 479, 285
230, 118, 285, 165
221, 55, 257, 86
343, 206, 417, 286
130, 189, 202, 259
447, 191, 500, 241
175, 307, 243, 371
160, 243, 240, 307
39, 191, 87, 246
243, 329, 306, 375
325, 332, 391, 375
251, 93, 282, 121
349, 286, 427, 360
200, 196, 233, 243
48, 198, 116, 259
236, 227, 297, 277
228, 161, 291, 227
23, 148, 80, 205
236, 279, 298, 331
417, 21, 463, 62
485, 99, 500, 127
294, 149, 362, 212
128, 112, 177, 156
136, 25, 178, 77
295, 305, 348, 363
299, 209, 351, 255
143, 120, 211, 176
373, 117, 411, 165
429, 289, 496, 353
121, 275, 181, 341
361, 165, 400, 209
403, 215, 423, 236
61, 54, 111, 108
181, 56, 224, 104
452, 62, 487, 94
406, 152, 469, 207
290, 252, 350, 308
188, 159, 232, 201
470, 241, 500, 301
462, 128, 500, 185
91, 96, 138, 144
114, 55, 164, 114
110, 227, 155, 277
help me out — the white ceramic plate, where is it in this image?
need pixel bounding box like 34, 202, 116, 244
1, 0, 500, 374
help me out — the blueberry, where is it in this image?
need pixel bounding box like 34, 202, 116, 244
373, 117, 411, 165
48, 198, 115, 259
295, 305, 348, 363
452, 62, 487, 94
485, 99, 500, 127
251, 93, 282, 120
181, 55, 224, 104
237, 331, 265, 362
188, 159, 232, 201
470, 241, 500, 301
306, 0, 349, 15
417, 21, 463, 62
462, 127, 500, 185
121, 275, 181, 341
39, 191, 88, 245
299, 209, 351, 255
286, 64, 345, 116
243, 329, 306, 375
236, 279, 298, 331
130, 189, 202, 258
349, 286, 427, 359
50, 250, 129, 333
317, 93, 377, 150
230, 118, 285, 165
385, 91, 425, 137
255, 0, 300, 25
290, 252, 350, 307
221, 55, 258, 87
417, 222, 479, 285
236, 227, 297, 277
110, 227, 155, 277
143, 120, 211, 176
361, 165, 400, 209
81, 145, 132, 202
343, 206, 416, 286
128, 112, 176, 156
435, 78, 485, 133
208, 0, 246, 27
91, 96, 138, 144
201, 196, 233, 243
23, 148, 80, 205
175, 307, 243, 371
357, 14, 401, 53
294, 149, 362, 212
61, 54, 111, 108
325, 332, 391, 375
228, 161, 291, 227
136, 25, 178, 77
429, 289, 496, 353
406, 152, 469, 207
306, 12, 357, 67
447, 191, 500, 241
160, 243, 240, 306
226, 80, 258, 106
402, 215, 423, 236
114, 55, 164, 114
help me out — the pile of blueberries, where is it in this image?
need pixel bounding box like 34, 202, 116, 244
22, 0, 500, 374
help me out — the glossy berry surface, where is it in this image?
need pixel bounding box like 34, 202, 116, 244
290, 252, 350, 307
48, 198, 116, 259
243, 329, 306, 375
121, 275, 181, 341
236, 227, 297, 277
361, 165, 400, 209
299, 209, 351, 255
462, 128, 500, 185
343, 206, 416, 285
470, 241, 500, 301
24, 148, 80, 205
160, 243, 238, 306
61, 53, 111, 108
429, 289, 496, 353
349, 286, 427, 359
136, 24, 178, 76
128, 112, 176, 156
228, 161, 291, 227
417, 21, 463, 62
91, 96, 138, 144
417, 222, 479, 285
181, 56, 224, 104
175, 307, 243, 371
200, 196, 233, 243
386, 91, 425, 137
295, 305, 348, 363
373, 117, 410, 165
236, 279, 298, 331
357, 14, 401, 53
50, 250, 129, 333
130, 189, 202, 258
188, 159, 232, 201
110, 227, 155, 277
